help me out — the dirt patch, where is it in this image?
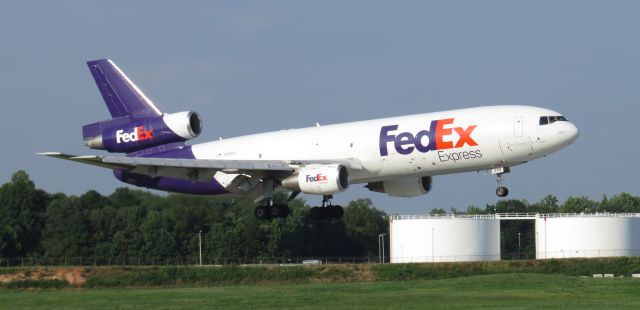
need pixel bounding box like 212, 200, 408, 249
349, 265, 376, 282
0, 272, 26, 283
307, 264, 376, 283
0, 268, 87, 285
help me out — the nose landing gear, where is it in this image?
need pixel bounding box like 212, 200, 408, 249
492, 167, 511, 198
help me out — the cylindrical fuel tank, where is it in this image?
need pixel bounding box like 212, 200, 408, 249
389, 215, 500, 263
536, 214, 640, 259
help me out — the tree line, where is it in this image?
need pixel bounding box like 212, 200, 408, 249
1, 170, 638, 263
0, 171, 387, 263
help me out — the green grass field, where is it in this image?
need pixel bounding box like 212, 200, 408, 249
4, 273, 640, 309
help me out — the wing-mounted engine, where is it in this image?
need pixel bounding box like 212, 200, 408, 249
366, 176, 432, 197
281, 164, 350, 195
82, 111, 202, 153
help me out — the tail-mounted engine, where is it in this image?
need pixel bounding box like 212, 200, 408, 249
281, 164, 350, 195
82, 111, 202, 153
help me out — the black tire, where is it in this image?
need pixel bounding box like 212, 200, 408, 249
325, 205, 336, 219
496, 187, 509, 197
310, 206, 324, 220
278, 204, 291, 218
323, 205, 344, 219
268, 204, 281, 218
254, 205, 269, 220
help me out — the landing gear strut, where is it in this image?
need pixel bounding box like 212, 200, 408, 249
492, 167, 511, 198
310, 195, 344, 220
254, 179, 292, 220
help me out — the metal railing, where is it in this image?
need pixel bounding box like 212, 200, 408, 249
4, 250, 640, 267
494, 213, 538, 219
0, 256, 381, 267
538, 213, 640, 218
390, 214, 496, 220
536, 249, 640, 259
390, 213, 640, 221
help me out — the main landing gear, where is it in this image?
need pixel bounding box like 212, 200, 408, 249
310, 195, 344, 220
254, 179, 291, 220
492, 167, 511, 198
254, 201, 290, 220
253, 195, 344, 220
252, 178, 344, 220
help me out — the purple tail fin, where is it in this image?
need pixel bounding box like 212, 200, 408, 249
87, 59, 162, 118
82, 59, 200, 154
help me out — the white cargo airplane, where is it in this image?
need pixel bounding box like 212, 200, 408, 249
41, 59, 579, 220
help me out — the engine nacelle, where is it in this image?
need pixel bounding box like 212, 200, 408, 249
281, 164, 350, 195
83, 111, 202, 153
366, 176, 432, 197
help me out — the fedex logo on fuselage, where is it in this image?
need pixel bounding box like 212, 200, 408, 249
116, 126, 154, 144
306, 174, 328, 183
379, 118, 477, 156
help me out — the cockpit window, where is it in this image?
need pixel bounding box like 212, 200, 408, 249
539, 115, 568, 125
539, 116, 549, 125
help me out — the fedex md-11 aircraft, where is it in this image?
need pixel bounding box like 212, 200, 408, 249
41, 59, 579, 220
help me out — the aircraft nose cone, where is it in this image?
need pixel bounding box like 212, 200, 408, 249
565, 122, 580, 144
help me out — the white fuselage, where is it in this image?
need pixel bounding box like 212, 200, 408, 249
190, 106, 579, 185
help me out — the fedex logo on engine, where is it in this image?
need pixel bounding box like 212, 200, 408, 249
379, 118, 477, 156
116, 126, 154, 144
306, 174, 328, 183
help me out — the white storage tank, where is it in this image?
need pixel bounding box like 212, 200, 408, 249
389, 215, 500, 263
536, 214, 640, 259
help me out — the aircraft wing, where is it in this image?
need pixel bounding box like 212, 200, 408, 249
38, 152, 132, 170
38, 152, 363, 183
38, 152, 294, 182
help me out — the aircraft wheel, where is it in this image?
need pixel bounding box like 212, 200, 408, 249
323, 205, 344, 219
334, 205, 344, 218
310, 206, 324, 220
272, 204, 290, 218
496, 186, 509, 197
279, 204, 291, 218
255, 205, 269, 220
325, 205, 336, 219
268, 205, 281, 218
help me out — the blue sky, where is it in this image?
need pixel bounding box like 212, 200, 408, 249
1, 1, 638, 214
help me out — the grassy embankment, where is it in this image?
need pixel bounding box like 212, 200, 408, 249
1, 257, 640, 288
3, 274, 640, 309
